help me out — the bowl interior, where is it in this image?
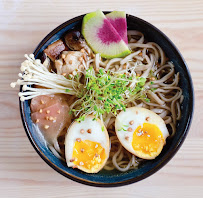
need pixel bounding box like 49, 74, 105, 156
21, 14, 194, 187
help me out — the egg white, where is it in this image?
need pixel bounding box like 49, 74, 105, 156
115, 107, 169, 159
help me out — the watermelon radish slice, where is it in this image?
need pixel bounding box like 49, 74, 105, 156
82, 10, 130, 59
106, 11, 128, 44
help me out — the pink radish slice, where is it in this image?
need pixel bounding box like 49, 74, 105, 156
106, 11, 128, 44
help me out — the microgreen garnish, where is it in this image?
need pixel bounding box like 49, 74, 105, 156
151, 87, 157, 92
145, 98, 150, 103
76, 114, 86, 122
149, 70, 155, 78
71, 67, 148, 120
118, 127, 127, 131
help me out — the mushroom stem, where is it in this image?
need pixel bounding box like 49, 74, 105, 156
11, 54, 80, 101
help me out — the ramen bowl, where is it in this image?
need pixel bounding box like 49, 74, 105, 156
20, 13, 194, 187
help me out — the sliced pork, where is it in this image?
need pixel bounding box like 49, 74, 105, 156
44, 40, 66, 61
30, 94, 72, 149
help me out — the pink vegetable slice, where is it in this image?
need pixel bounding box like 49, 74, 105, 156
106, 11, 128, 44
82, 10, 130, 59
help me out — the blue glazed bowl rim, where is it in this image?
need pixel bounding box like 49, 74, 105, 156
19, 13, 194, 187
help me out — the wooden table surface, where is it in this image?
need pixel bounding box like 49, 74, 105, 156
1, 0, 203, 197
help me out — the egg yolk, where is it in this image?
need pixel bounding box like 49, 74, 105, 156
132, 123, 164, 155
72, 140, 106, 170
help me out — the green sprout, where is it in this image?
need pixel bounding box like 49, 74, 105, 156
71, 67, 149, 121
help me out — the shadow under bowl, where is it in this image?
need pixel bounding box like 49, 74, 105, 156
20, 13, 194, 187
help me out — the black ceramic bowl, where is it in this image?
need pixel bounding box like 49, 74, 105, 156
20, 13, 194, 187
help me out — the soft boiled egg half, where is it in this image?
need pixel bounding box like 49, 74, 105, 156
115, 107, 169, 160
65, 115, 110, 173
